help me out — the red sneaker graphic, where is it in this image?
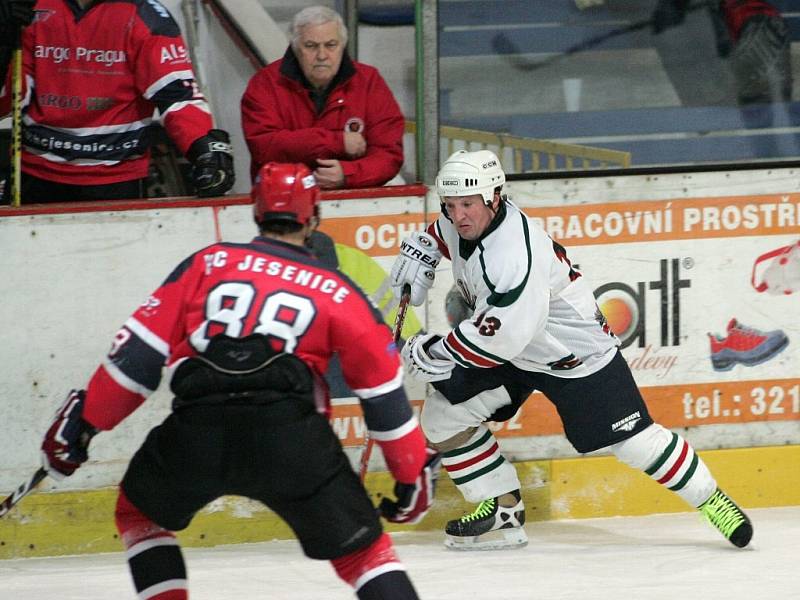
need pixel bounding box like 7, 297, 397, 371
708, 318, 789, 371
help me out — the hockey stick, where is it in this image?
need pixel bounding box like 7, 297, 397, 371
0, 467, 47, 518
492, 2, 705, 73
358, 283, 411, 482
10, 29, 23, 207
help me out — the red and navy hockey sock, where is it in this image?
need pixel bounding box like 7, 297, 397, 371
331, 532, 420, 600
114, 490, 188, 600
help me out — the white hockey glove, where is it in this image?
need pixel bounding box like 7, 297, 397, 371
401, 333, 455, 383
390, 232, 442, 307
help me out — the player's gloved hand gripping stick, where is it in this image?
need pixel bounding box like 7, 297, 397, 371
1, 389, 98, 518
378, 447, 442, 524
389, 232, 441, 307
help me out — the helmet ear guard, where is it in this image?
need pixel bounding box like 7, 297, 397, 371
252, 162, 321, 227
435, 149, 506, 206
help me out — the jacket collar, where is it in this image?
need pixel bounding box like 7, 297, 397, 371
279, 45, 357, 92
65, 0, 101, 19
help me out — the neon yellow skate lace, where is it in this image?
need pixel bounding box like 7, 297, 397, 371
460, 498, 496, 523
699, 490, 745, 538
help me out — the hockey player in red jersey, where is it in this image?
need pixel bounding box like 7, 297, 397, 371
651, 0, 791, 105
39, 162, 440, 599
0, 0, 234, 202
389, 149, 752, 551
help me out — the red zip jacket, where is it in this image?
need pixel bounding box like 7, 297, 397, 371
0, 0, 213, 186
241, 48, 404, 188
82, 237, 426, 484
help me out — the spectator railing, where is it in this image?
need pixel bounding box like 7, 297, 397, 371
404, 121, 631, 173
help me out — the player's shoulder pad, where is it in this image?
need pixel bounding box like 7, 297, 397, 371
479, 208, 533, 305
134, 0, 181, 37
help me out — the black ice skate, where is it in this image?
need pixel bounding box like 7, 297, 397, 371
698, 487, 753, 548
444, 489, 527, 550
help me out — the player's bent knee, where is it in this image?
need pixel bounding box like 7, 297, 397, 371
427, 427, 478, 453
331, 532, 400, 588
115, 489, 177, 549
419, 390, 470, 443
609, 423, 672, 470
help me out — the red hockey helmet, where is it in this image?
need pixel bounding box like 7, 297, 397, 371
252, 162, 320, 226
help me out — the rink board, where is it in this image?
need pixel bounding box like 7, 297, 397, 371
2, 169, 800, 558
0, 444, 797, 559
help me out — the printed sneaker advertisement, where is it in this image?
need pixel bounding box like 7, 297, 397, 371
515, 193, 800, 443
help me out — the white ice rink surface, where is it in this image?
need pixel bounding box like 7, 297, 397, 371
2, 506, 798, 600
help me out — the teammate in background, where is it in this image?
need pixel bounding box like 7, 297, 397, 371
652, 0, 792, 106
389, 149, 753, 551
241, 5, 404, 189
39, 162, 440, 599
0, 0, 234, 203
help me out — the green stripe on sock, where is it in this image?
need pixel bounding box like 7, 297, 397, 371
443, 428, 493, 458
451, 456, 506, 485
645, 432, 679, 476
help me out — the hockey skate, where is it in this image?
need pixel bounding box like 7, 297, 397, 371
444, 490, 527, 551
698, 488, 753, 548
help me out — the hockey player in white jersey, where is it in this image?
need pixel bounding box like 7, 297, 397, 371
390, 149, 753, 551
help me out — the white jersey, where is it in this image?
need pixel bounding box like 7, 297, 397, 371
429, 198, 619, 378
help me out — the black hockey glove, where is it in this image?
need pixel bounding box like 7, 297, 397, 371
0, 0, 36, 29
41, 390, 99, 480
187, 129, 235, 197
379, 447, 442, 524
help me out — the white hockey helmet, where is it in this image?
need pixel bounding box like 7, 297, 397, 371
435, 149, 506, 205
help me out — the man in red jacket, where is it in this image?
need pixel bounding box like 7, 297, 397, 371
0, 0, 234, 203
241, 5, 404, 189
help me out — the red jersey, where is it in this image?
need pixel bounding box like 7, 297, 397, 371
0, 0, 213, 185
82, 236, 426, 483
241, 49, 404, 187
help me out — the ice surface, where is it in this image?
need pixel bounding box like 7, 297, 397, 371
1, 506, 797, 599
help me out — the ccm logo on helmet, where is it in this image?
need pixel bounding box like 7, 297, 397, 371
482, 160, 497, 169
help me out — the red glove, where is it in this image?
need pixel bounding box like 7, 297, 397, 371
379, 447, 441, 524
41, 390, 99, 480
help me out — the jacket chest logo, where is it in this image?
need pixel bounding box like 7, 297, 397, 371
344, 117, 364, 133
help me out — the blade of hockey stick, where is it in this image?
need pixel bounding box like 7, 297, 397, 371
0, 468, 47, 518
359, 284, 412, 482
